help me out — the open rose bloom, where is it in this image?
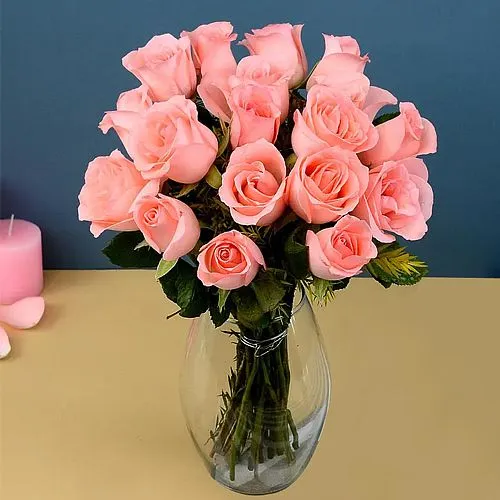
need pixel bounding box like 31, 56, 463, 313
79, 21, 438, 493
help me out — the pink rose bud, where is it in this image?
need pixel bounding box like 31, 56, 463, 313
353, 157, 434, 242
326, 35, 362, 56
198, 55, 291, 125
133, 195, 200, 261
231, 55, 291, 121
228, 83, 281, 148
128, 96, 218, 183
307, 34, 370, 103
99, 110, 140, 156
306, 216, 377, 280
181, 21, 237, 76
184, 23, 237, 123
78, 150, 159, 237
309, 34, 368, 72
307, 35, 397, 119
292, 85, 379, 157
360, 102, 437, 167
240, 23, 307, 88
122, 34, 196, 102
219, 139, 287, 226
286, 147, 369, 224
99, 86, 153, 154
197, 72, 233, 123
116, 85, 153, 113
197, 231, 266, 290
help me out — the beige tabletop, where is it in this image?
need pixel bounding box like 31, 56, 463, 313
0, 272, 499, 500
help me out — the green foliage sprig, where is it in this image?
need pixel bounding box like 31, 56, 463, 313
366, 242, 429, 288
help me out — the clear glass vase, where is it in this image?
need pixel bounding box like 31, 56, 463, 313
180, 289, 331, 495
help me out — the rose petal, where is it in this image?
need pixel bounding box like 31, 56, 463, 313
0, 326, 11, 359
362, 86, 397, 121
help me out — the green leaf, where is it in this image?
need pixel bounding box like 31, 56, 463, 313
205, 164, 223, 189
306, 277, 350, 305
209, 301, 231, 328
217, 119, 231, 157
159, 259, 210, 317
155, 259, 178, 280
218, 289, 230, 312
230, 287, 269, 329
285, 153, 297, 171
209, 291, 231, 328
134, 239, 149, 250
103, 232, 161, 268
283, 226, 309, 279
251, 271, 287, 313
373, 111, 400, 126
311, 277, 329, 302
176, 183, 199, 198
366, 242, 428, 288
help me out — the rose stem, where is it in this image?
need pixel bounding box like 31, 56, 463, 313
211, 359, 247, 456
250, 391, 265, 472
229, 350, 258, 481
276, 345, 295, 463
287, 410, 299, 450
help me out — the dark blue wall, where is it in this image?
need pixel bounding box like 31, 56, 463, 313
2, 0, 499, 276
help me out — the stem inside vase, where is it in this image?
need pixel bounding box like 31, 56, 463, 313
209, 288, 300, 482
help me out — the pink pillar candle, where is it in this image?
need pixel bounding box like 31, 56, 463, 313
0, 219, 44, 305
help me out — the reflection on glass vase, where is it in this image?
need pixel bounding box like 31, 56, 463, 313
180, 289, 331, 495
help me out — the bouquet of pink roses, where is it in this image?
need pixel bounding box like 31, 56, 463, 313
79, 21, 437, 493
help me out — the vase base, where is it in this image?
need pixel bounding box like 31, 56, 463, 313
209, 404, 328, 495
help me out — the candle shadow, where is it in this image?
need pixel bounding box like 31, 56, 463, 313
43, 271, 59, 289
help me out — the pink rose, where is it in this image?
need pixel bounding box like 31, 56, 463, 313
307, 35, 396, 119
360, 102, 438, 167
98, 86, 152, 153
306, 216, 377, 280
198, 55, 290, 124
324, 34, 363, 56
133, 195, 200, 260
361, 86, 398, 121
99, 111, 139, 156
197, 230, 266, 290
122, 34, 196, 101
292, 85, 379, 156
230, 55, 290, 120
181, 21, 237, 76
286, 146, 369, 224
99, 109, 140, 156
116, 85, 153, 112
228, 83, 281, 148
353, 157, 434, 242
241, 23, 307, 88
310, 70, 370, 108
185, 23, 237, 124
308, 34, 369, 101
198, 72, 233, 122
219, 139, 287, 226
128, 96, 218, 183
78, 150, 159, 237
311, 34, 370, 74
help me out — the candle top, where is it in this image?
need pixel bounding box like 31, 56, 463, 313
0, 219, 41, 250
